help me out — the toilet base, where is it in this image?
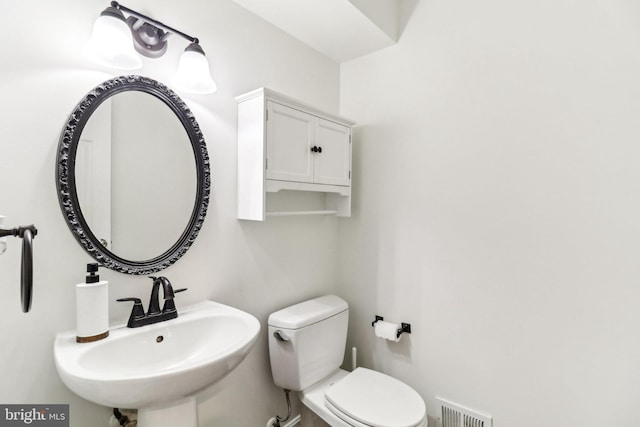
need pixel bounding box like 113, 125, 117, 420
301, 405, 331, 427
300, 369, 351, 427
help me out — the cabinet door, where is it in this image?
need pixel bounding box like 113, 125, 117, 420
266, 101, 314, 183
314, 119, 351, 186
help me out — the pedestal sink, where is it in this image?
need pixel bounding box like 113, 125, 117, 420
54, 300, 260, 427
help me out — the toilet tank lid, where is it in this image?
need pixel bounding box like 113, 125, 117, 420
268, 295, 348, 329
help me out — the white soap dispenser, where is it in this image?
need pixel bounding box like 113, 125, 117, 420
76, 263, 109, 343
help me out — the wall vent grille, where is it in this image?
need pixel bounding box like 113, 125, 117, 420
437, 397, 493, 427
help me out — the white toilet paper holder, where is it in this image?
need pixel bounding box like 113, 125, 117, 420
371, 315, 412, 339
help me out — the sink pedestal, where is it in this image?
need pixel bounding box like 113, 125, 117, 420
138, 397, 197, 427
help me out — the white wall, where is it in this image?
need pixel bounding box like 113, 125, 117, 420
5, 0, 639, 425
0, 1, 341, 426
340, 0, 640, 426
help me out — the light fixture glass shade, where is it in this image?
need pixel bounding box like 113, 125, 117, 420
84, 7, 142, 70
172, 43, 217, 95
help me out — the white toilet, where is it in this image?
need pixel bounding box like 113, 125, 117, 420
268, 295, 427, 427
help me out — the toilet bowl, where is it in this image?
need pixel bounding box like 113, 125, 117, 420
268, 295, 427, 427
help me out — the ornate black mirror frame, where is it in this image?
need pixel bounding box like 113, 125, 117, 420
56, 75, 210, 275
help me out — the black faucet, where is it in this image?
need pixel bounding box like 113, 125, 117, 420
148, 276, 175, 316
117, 276, 187, 328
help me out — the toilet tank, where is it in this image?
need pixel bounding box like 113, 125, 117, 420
268, 295, 348, 391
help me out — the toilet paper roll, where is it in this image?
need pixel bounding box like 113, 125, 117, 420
374, 320, 401, 342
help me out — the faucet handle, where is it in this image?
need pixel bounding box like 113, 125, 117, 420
116, 297, 144, 313
116, 297, 145, 328
161, 288, 186, 314
116, 297, 142, 304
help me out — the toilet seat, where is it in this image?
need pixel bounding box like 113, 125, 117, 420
324, 368, 426, 427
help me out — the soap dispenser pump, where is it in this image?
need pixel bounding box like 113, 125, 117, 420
76, 263, 109, 343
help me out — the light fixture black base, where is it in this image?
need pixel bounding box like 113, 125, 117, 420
127, 16, 168, 58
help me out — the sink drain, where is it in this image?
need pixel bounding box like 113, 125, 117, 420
156, 336, 164, 343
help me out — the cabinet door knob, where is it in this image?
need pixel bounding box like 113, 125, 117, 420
311, 146, 318, 153
317, 146, 322, 153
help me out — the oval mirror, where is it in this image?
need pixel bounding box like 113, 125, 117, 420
56, 75, 210, 274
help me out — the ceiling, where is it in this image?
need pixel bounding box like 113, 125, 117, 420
231, 0, 400, 63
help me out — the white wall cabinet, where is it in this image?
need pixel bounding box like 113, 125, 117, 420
237, 88, 355, 221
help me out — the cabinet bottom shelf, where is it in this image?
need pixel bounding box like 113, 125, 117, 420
238, 189, 350, 221
265, 209, 339, 217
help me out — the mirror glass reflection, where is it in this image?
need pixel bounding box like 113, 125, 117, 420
75, 91, 196, 261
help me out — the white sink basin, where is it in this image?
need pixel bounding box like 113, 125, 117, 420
54, 300, 260, 426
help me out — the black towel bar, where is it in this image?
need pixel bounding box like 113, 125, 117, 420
0, 225, 37, 312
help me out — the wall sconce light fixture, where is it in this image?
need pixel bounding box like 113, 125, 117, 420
85, 1, 217, 94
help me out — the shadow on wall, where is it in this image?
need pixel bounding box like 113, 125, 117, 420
399, 0, 420, 40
